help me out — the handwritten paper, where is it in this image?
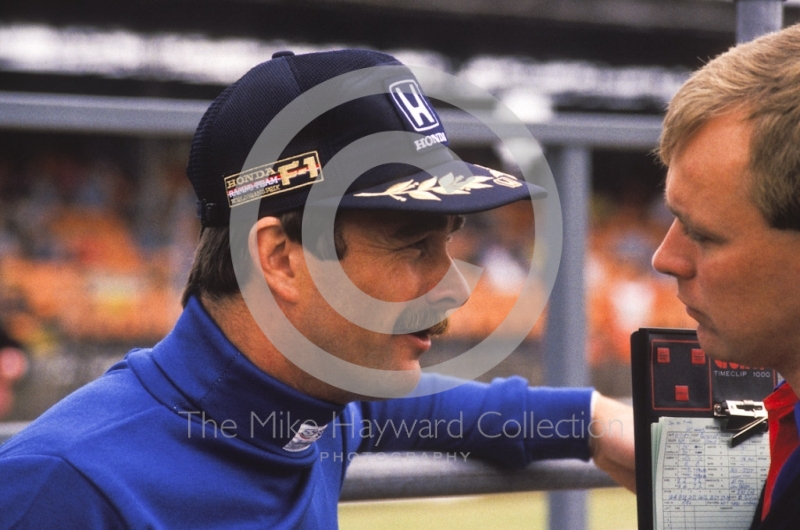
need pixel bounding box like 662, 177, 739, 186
653, 417, 769, 530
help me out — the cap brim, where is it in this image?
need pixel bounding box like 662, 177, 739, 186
317, 161, 547, 215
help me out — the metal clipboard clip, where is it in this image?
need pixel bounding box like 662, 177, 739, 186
713, 400, 768, 448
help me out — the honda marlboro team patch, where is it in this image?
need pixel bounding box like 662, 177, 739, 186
225, 151, 323, 208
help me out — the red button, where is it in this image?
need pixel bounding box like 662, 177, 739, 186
691, 348, 706, 364
657, 347, 670, 363
675, 385, 689, 401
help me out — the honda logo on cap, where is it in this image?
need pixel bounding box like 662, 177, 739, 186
389, 79, 440, 132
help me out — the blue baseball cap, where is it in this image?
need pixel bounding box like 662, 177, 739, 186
187, 49, 546, 227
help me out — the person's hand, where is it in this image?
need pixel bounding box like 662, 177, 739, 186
588, 393, 636, 493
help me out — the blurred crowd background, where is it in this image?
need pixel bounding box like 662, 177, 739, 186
0, 131, 694, 420
4, 0, 795, 422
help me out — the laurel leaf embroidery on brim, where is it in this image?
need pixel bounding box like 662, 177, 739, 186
417, 176, 438, 191
462, 183, 493, 190
438, 173, 457, 186
353, 174, 494, 201
431, 186, 469, 195
408, 191, 441, 201
384, 180, 416, 194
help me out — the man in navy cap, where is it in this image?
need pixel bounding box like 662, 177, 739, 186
0, 49, 634, 528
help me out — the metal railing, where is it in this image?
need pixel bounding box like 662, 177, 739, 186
341, 453, 615, 501
0, 91, 662, 148
0, 421, 615, 502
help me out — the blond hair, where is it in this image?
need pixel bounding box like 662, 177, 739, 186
659, 23, 800, 230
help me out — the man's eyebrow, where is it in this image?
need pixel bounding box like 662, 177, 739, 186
664, 199, 687, 225
666, 202, 717, 238
667, 206, 696, 232
665, 203, 681, 220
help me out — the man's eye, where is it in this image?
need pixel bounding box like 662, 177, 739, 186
682, 224, 711, 244
407, 239, 428, 251
398, 237, 432, 256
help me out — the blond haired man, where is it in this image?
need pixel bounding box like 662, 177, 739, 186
653, 23, 800, 528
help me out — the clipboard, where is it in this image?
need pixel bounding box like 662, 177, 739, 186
631, 328, 778, 530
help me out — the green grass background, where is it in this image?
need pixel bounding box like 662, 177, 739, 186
340, 488, 637, 530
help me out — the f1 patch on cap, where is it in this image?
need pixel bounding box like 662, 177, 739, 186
225, 151, 323, 208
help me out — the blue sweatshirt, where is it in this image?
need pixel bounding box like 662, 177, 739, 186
0, 297, 593, 529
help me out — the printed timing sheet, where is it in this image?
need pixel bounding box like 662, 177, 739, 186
652, 417, 769, 530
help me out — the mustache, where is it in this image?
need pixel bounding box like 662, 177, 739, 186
392, 306, 450, 337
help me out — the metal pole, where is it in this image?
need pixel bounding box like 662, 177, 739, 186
736, 0, 784, 44
544, 145, 592, 530
135, 139, 166, 248
341, 455, 616, 501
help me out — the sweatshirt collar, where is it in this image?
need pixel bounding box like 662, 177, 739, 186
127, 296, 345, 455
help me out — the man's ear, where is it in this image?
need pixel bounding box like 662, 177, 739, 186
250, 217, 303, 304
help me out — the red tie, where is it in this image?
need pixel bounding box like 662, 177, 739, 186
762, 383, 799, 520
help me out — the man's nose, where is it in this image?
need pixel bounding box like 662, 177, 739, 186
424, 259, 478, 313
652, 219, 694, 279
